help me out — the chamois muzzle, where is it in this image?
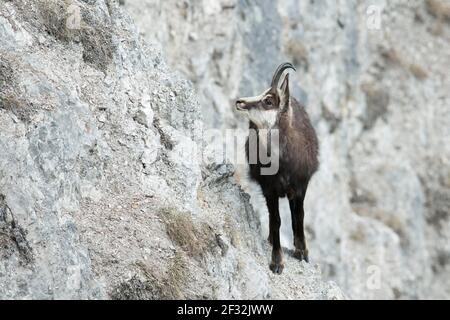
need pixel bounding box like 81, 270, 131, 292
235, 97, 258, 111
235, 99, 246, 111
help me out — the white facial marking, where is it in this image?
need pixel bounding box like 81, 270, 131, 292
248, 109, 278, 129
237, 88, 278, 129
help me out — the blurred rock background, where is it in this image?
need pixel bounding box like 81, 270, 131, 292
123, 0, 450, 299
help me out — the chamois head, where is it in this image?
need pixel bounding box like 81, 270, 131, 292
235, 62, 296, 128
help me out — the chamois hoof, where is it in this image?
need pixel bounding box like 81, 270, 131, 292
293, 249, 309, 262
269, 262, 284, 274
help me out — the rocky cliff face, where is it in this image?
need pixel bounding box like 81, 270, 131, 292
0, 0, 343, 299
123, 0, 450, 299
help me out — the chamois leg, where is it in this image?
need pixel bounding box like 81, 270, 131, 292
267, 201, 273, 245
289, 198, 298, 244
267, 229, 274, 246
289, 184, 309, 262
265, 194, 284, 274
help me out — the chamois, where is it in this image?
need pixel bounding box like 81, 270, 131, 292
235, 63, 319, 274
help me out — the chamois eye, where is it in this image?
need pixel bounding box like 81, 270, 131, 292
264, 97, 273, 106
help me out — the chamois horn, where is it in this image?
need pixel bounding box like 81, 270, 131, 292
271, 62, 296, 89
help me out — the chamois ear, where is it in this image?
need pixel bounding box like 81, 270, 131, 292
279, 73, 290, 110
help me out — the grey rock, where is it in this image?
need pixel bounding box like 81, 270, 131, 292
124, 0, 450, 299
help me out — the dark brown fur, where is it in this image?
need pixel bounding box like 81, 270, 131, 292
245, 97, 319, 274
246, 97, 318, 198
